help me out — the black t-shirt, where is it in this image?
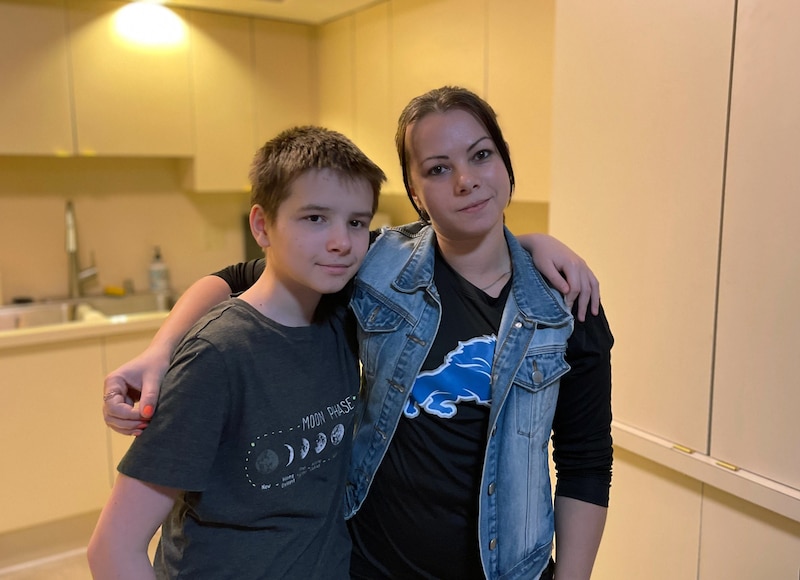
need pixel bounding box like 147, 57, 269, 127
349, 251, 509, 579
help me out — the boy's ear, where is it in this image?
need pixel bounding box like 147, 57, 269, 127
249, 205, 270, 249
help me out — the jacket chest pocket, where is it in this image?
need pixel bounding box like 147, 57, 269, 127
512, 350, 569, 441
351, 285, 413, 383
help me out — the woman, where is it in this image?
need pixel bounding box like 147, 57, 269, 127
103, 87, 611, 580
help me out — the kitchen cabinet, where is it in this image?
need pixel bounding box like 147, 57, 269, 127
181, 10, 255, 193
0, 0, 74, 156
252, 19, 315, 146
487, 0, 554, 203
66, 0, 193, 157
102, 330, 156, 483
0, 339, 108, 533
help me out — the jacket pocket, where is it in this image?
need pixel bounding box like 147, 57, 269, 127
513, 349, 569, 440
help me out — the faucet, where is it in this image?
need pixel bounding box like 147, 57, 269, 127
65, 201, 97, 299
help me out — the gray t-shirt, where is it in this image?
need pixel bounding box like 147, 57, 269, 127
119, 298, 359, 579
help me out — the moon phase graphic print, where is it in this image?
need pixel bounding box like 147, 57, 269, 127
245, 394, 357, 491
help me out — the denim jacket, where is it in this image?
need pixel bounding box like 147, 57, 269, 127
345, 222, 574, 580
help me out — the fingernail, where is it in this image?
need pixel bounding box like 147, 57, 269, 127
142, 405, 154, 418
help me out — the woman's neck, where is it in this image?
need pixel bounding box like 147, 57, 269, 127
434, 225, 512, 293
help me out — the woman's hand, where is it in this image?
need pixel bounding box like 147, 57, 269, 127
517, 233, 600, 321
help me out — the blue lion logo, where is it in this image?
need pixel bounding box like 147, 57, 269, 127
404, 335, 495, 418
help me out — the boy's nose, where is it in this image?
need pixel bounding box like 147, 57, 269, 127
327, 223, 352, 253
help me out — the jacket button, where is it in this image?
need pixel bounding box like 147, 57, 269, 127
514, 321, 522, 329
487, 482, 496, 495
489, 538, 497, 551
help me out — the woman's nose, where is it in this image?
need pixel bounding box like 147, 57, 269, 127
456, 166, 478, 194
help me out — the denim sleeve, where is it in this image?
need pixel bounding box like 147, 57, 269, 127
551, 303, 614, 507
211, 259, 265, 293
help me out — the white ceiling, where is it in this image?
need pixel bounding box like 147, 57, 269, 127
160, 0, 383, 24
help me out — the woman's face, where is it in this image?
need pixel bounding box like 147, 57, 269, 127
405, 108, 511, 241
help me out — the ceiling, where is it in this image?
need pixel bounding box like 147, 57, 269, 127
160, 0, 383, 24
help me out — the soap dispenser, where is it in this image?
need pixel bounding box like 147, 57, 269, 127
148, 246, 171, 310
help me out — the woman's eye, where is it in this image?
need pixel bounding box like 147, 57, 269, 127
428, 165, 446, 176
475, 149, 492, 161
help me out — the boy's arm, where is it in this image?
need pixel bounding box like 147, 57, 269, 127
103, 275, 232, 435
87, 474, 178, 580
553, 496, 608, 580
517, 234, 600, 322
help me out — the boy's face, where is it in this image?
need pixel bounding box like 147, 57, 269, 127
260, 168, 373, 296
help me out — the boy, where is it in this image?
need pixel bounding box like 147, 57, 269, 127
87, 126, 385, 579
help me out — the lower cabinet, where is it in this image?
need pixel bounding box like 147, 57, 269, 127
1, 338, 107, 534
0, 329, 156, 535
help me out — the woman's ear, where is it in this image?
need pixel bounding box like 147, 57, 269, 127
249, 205, 270, 249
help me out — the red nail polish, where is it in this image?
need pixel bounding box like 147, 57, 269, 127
142, 405, 154, 418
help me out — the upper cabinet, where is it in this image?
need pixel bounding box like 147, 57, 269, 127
252, 19, 316, 145
67, 0, 193, 157
0, 0, 74, 156
181, 10, 255, 193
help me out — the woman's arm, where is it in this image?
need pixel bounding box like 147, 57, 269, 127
103, 275, 232, 435
517, 234, 599, 322
553, 496, 608, 580
87, 474, 178, 580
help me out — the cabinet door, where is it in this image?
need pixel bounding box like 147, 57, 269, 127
252, 19, 315, 146
0, 0, 74, 156
102, 331, 158, 484
487, 0, 554, 203
66, 0, 193, 156
0, 340, 107, 533
182, 10, 255, 193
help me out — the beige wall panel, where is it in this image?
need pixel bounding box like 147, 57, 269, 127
184, 10, 254, 193
698, 486, 800, 579
711, 0, 800, 490
252, 19, 315, 144
592, 449, 702, 580
487, 0, 554, 204
66, 0, 193, 156
0, 0, 74, 156
317, 16, 355, 137
390, 0, 485, 118
550, 0, 734, 451
353, 3, 401, 193
0, 340, 107, 533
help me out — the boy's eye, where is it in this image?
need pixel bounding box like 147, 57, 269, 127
305, 215, 323, 223
350, 219, 367, 228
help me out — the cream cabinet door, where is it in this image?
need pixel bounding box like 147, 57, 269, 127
0, 339, 107, 533
252, 19, 315, 146
66, 0, 193, 157
102, 331, 158, 484
182, 10, 255, 193
0, 0, 74, 156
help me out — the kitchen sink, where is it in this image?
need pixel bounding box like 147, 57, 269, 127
0, 293, 167, 331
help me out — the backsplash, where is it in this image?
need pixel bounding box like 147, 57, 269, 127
0, 156, 250, 305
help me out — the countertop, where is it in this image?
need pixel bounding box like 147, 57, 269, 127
0, 311, 168, 351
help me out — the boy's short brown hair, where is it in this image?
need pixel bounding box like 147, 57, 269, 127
249, 126, 386, 222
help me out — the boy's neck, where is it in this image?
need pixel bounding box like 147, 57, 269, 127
239, 274, 320, 327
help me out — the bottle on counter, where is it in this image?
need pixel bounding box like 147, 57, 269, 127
148, 246, 171, 311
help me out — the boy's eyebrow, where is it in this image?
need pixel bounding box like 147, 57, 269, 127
421, 135, 491, 164
298, 204, 374, 218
